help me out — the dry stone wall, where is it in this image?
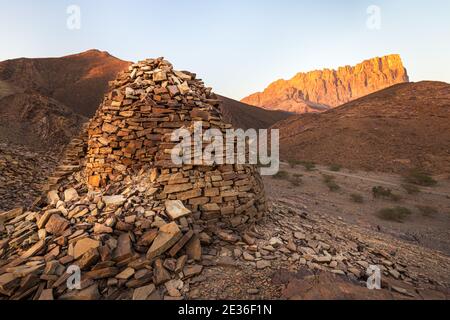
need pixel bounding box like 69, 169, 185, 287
85, 57, 267, 230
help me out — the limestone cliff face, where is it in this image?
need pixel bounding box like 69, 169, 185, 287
241, 54, 409, 113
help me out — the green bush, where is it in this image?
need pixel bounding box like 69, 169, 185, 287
273, 170, 289, 180
402, 184, 421, 195
350, 193, 364, 203
288, 159, 301, 168
329, 164, 342, 172
404, 169, 437, 187
323, 175, 340, 192
289, 174, 303, 186
416, 205, 438, 217
372, 186, 401, 202
377, 207, 412, 223
299, 161, 316, 171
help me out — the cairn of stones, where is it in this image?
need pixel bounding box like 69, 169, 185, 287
85, 57, 267, 230
0, 58, 267, 300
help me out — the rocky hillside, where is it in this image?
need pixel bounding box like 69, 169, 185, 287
0, 49, 131, 117
242, 54, 409, 113
217, 95, 292, 130
272, 81, 450, 174
0, 92, 86, 149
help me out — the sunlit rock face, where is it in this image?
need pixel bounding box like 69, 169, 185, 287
242, 54, 409, 113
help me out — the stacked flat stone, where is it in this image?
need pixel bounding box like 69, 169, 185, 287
85, 57, 267, 230
0, 58, 268, 300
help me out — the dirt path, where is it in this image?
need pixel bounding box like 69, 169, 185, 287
319, 168, 450, 198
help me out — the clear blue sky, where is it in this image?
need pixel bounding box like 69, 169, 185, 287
1, 0, 449, 99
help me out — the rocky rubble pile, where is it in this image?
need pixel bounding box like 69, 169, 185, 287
0, 58, 268, 300
186, 201, 449, 299
0, 143, 59, 211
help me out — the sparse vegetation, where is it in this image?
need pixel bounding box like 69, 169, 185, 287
323, 174, 340, 192
289, 174, 303, 187
377, 207, 412, 223
299, 161, 316, 171
329, 164, 342, 172
273, 170, 289, 180
372, 186, 401, 202
350, 193, 364, 203
417, 205, 438, 217
402, 184, 421, 195
404, 168, 437, 187
288, 159, 301, 168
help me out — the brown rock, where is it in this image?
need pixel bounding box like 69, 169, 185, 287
60, 284, 101, 300
147, 222, 182, 260
45, 214, 70, 235
165, 200, 191, 220
133, 284, 156, 300
93, 223, 113, 234
185, 235, 202, 261
168, 230, 194, 257
38, 289, 54, 300
153, 259, 171, 285
21, 240, 46, 259
37, 209, 61, 229
138, 229, 158, 247
77, 248, 100, 270
216, 230, 240, 243
183, 265, 203, 278
114, 233, 133, 262
73, 238, 101, 259
85, 267, 119, 280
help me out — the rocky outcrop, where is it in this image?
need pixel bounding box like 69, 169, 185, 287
242, 54, 409, 113
272, 81, 450, 174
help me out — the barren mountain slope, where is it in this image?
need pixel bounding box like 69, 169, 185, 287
0, 49, 130, 117
217, 95, 292, 130
272, 81, 450, 174
0, 92, 86, 150
242, 54, 409, 114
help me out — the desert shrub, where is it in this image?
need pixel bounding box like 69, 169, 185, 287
289, 174, 303, 186
299, 161, 316, 171
377, 207, 412, 222
372, 186, 401, 202
323, 174, 340, 192
404, 168, 437, 187
288, 159, 301, 168
329, 164, 342, 172
416, 205, 438, 217
273, 170, 289, 180
350, 193, 364, 203
402, 184, 421, 195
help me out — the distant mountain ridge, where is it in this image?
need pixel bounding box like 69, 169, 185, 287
242, 54, 409, 114
272, 81, 450, 174
0, 50, 288, 152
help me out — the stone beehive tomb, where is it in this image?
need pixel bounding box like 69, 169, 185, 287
85, 57, 267, 230
0, 58, 268, 300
